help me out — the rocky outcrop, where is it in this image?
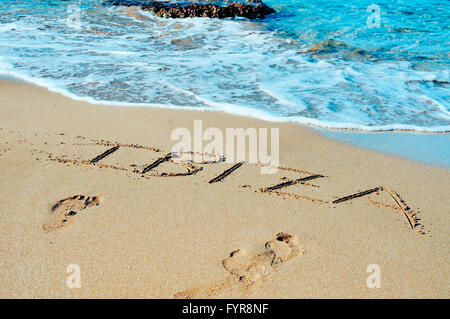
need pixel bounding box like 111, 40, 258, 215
104, 0, 276, 19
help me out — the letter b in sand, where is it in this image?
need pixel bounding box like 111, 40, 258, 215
66, 264, 81, 289
366, 264, 381, 288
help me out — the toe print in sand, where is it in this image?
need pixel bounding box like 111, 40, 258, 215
43, 195, 103, 231
223, 233, 304, 281
173, 233, 304, 298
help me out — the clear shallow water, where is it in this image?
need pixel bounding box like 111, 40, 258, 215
317, 129, 450, 168
0, 0, 449, 132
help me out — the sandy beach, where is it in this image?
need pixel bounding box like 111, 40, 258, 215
0, 79, 448, 298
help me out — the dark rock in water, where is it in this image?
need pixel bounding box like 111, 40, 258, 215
142, 1, 276, 19
305, 39, 373, 60
103, 0, 276, 19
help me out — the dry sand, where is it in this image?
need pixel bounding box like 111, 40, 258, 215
0, 79, 448, 298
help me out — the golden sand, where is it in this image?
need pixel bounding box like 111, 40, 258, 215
0, 80, 448, 298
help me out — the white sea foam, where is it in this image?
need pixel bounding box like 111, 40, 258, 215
2, 66, 448, 133
0, 0, 449, 133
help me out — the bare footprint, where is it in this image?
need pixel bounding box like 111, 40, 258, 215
43, 195, 103, 231
223, 232, 304, 284
173, 232, 304, 298
266, 232, 304, 264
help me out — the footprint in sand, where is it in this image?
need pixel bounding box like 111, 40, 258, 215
43, 195, 103, 231
173, 232, 304, 298
222, 232, 304, 284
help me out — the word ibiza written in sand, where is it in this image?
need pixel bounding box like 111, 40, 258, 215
46, 138, 424, 234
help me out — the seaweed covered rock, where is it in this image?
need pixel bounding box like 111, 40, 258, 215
104, 0, 276, 19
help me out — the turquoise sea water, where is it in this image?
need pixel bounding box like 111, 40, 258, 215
0, 1, 449, 164
316, 129, 450, 168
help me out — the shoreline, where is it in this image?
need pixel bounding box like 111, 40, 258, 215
315, 128, 450, 169
2, 75, 449, 169
1, 74, 448, 134
0, 79, 449, 298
